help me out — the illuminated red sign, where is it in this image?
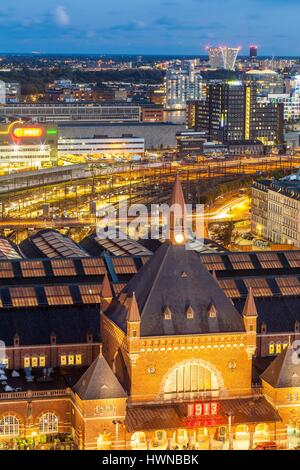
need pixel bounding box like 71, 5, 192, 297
184, 401, 224, 428
12, 127, 44, 139
187, 401, 220, 418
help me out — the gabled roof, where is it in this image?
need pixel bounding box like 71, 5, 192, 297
105, 242, 245, 337
260, 345, 300, 388
73, 353, 127, 401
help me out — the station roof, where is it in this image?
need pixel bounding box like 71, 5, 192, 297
0, 236, 23, 259
20, 229, 89, 259
81, 231, 152, 257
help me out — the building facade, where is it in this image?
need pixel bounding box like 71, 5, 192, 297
165, 62, 203, 110
252, 174, 300, 247
207, 47, 240, 71
0, 180, 300, 450
0, 103, 141, 124
187, 82, 284, 147
57, 135, 145, 161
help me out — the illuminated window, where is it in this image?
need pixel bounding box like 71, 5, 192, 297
10, 287, 38, 307
0, 357, 9, 369
39, 356, 46, 367
31, 356, 38, 368
269, 343, 275, 355
75, 354, 82, 366
60, 355, 67, 366
164, 362, 215, 396
45, 286, 73, 306
24, 357, 30, 368
276, 343, 282, 354
39, 413, 58, 435
0, 415, 20, 436
68, 355, 74, 365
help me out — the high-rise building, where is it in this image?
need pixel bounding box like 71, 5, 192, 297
187, 82, 284, 146
245, 70, 284, 97
268, 75, 300, 122
165, 61, 204, 110
207, 46, 240, 71
249, 45, 258, 59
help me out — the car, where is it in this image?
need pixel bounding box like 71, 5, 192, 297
252, 442, 278, 451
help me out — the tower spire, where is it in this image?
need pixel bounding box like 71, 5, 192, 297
127, 292, 141, 323
169, 174, 188, 245
243, 288, 258, 317
101, 272, 113, 301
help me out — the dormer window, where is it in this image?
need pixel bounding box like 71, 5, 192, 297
186, 306, 194, 320
164, 306, 172, 320
208, 302, 217, 318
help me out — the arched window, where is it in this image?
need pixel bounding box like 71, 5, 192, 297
39, 413, 58, 434
269, 342, 275, 355
164, 362, 216, 396
0, 415, 20, 436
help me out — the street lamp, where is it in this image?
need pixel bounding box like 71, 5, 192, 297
113, 420, 122, 450
226, 412, 234, 450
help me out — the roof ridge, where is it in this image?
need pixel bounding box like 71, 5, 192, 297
140, 244, 172, 318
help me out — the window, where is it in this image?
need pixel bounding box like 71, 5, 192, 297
31, 356, 38, 368
0, 357, 9, 369
0, 415, 20, 436
24, 357, 30, 368
75, 354, 82, 365
45, 286, 73, 306
276, 343, 282, 354
60, 355, 67, 366
68, 355, 74, 365
39, 413, 58, 434
269, 343, 275, 355
10, 287, 38, 307
39, 356, 46, 367
21, 261, 45, 278
79, 285, 102, 304
164, 363, 215, 396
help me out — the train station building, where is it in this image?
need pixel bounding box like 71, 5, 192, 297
0, 178, 299, 449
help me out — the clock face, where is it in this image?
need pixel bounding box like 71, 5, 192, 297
148, 366, 156, 375
228, 360, 237, 370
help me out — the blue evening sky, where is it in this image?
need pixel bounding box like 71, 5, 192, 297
0, 0, 298, 55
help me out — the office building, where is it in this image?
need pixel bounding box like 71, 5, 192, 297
176, 131, 207, 157
252, 172, 300, 247
249, 45, 258, 59
207, 46, 240, 71
268, 75, 300, 122
58, 135, 145, 161
0, 103, 141, 124
165, 62, 204, 110
244, 70, 284, 97
187, 82, 284, 147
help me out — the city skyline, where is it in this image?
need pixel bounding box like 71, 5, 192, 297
0, 0, 299, 55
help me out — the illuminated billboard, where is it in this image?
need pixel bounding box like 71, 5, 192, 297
12, 126, 44, 139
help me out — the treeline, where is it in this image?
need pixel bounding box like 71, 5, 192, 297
0, 68, 165, 95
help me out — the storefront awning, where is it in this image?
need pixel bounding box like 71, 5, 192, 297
125, 396, 281, 433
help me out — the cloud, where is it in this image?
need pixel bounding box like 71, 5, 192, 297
54, 5, 70, 26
